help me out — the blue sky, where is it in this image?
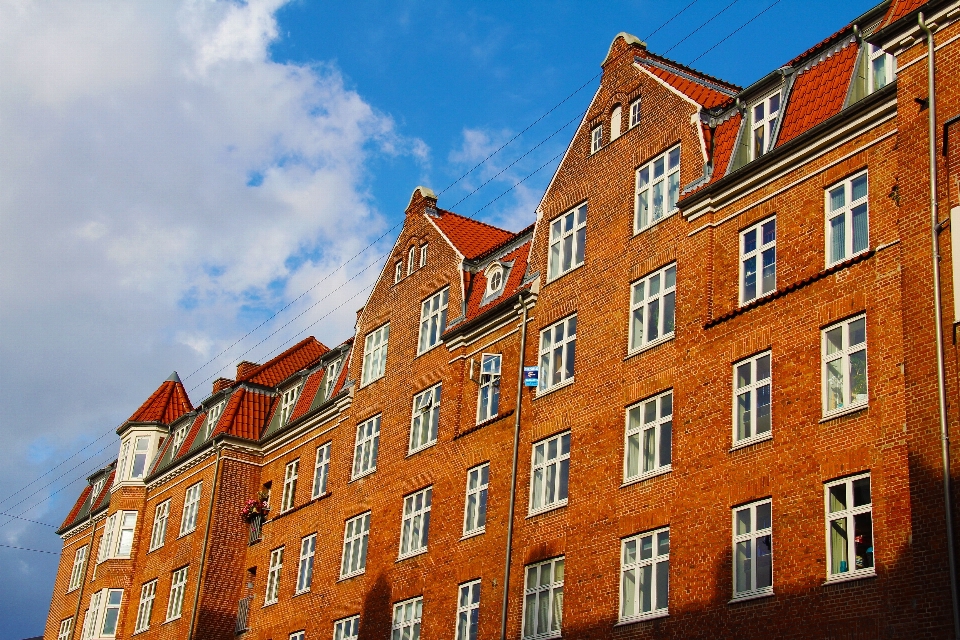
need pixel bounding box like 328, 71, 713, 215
0, 1, 874, 637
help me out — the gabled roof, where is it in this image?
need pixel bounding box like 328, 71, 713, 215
635, 52, 740, 109
430, 209, 516, 259
235, 337, 328, 388
711, 113, 742, 180
126, 372, 193, 425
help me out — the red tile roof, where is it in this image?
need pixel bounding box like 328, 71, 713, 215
213, 388, 276, 440
127, 377, 193, 424
289, 368, 324, 424
639, 62, 735, 109
238, 337, 328, 388
430, 210, 515, 259
174, 413, 206, 459
60, 485, 92, 530
785, 24, 855, 68
90, 471, 115, 511
460, 241, 532, 325
711, 113, 742, 179
882, 0, 926, 27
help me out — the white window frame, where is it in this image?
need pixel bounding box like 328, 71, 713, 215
58, 618, 73, 640
129, 435, 151, 480
334, 615, 360, 640
825, 472, 875, 581
84, 588, 123, 639
624, 390, 673, 483
311, 442, 331, 499
399, 486, 433, 559
732, 499, 774, 600
117, 441, 130, 485
361, 323, 390, 386
81, 591, 101, 640
529, 431, 570, 516
751, 90, 781, 159
134, 579, 157, 633
521, 556, 564, 639
264, 546, 284, 605
463, 463, 489, 537
149, 500, 170, 551
420, 244, 428, 267
202, 400, 226, 441
296, 533, 317, 594
486, 265, 504, 296
166, 566, 188, 621
868, 44, 895, 93
340, 512, 371, 579
351, 415, 381, 480
91, 477, 105, 499
476, 354, 501, 423
635, 145, 680, 233
407, 246, 416, 276
290, 632, 305, 640
733, 352, 772, 447
394, 260, 403, 284
619, 527, 670, 622
97, 514, 116, 563
409, 384, 441, 454
821, 314, 868, 417
546, 203, 587, 282
323, 356, 345, 400
68, 544, 88, 592
180, 482, 202, 536
740, 216, 777, 304
629, 98, 641, 128
171, 423, 188, 453
281, 458, 299, 513
278, 383, 303, 425
825, 171, 869, 266
610, 105, 622, 142
417, 287, 449, 354
456, 580, 481, 640
537, 314, 576, 394
590, 124, 602, 153
628, 263, 676, 353
115, 511, 137, 558
392, 597, 423, 640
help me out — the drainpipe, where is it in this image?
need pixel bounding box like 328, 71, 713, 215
501, 293, 530, 640
918, 13, 960, 639
188, 445, 223, 640
70, 511, 97, 640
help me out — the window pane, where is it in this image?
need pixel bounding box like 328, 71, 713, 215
756, 384, 771, 434
829, 485, 847, 512
737, 392, 751, 440
852, 204, 868, 253
659, 421, 671, 466
849, 318, 865, 346
737, 363, 752, 388
827, 359, 844, 410
743, 256, 757, 301
662, 291, 675, 335
621, 569, 636, 618
735, 540, 752, 592
639, 564, 652, 612
830, 518, 849, 573
854, 512, 874, 569
743, 229, 757, 254
736, 509, 751, 535
851, 174, 867, 201
761, 248, 776, 294
756, 534, 772, 589
853, 477, 871, 506
829, 186, 845, 211
830, 215, 846, 262
756, 503, 771, 530
656, 559, 669, 610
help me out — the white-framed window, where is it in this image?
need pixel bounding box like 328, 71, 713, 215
81, 592, 100, 640
68, 544, 88, 591
734, 352, 772, 445
203, 400, 226, 440
134, 580, 157, 633
751, 91, 781, 159
311, 442, 331, 499
537, 315, 576, 393
334, 615, 360, 640
290, 632, 305, 640
456, 580, 481, 640
394, 260, 403, 284
98, 511, 137, 561
463, 463, 489, 537
296, 533, 317, 594
171, 423, 188, 453
265, 547, 284, 605
351, 415, 381, 479
590, 125, 602, 153
279, 383, 303, 425
822, 315, 868, 416
477, 354, 501, 423
486, 265, 504, 295
83, 588, 123, 639
91, 477, 106, 499
281, 459, 299, 513
629, 98, 641, 128
166, 566, 188, 621
629, 264, 676, 353
732, 499, 773, 600
740, 217, 776, 304
323, 356, 345, 400
149, 500, 170, 551
529, 432, 570, 515
97, 515, 115, 563
180, 482, 202, 535
418, 287, 449, 354
420, 244, 428, 267
392, 596, 423, 640
547, 203, 586, 282
635, 145, 680, 232
826, 171, 869, 266
522, 557, 564, 639
361, 323, 390, 386
399, 486, 432, 559
58, 618, 73, 640
610, 105, 622, 142
825, 473, 874, 580
117, 441, 130, 485
408, 246, 416, 276
340, 512, 371, 579
129, 436, 151, 479
624, 390, 672, 483
868, 44, 895, 93
620, 527, 669, 622
409, 384, 441, 453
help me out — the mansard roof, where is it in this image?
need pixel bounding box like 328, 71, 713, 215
58, 464, 116, 534
124, 372, 193, 426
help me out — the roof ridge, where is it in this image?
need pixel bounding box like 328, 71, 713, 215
640, 51, 742, 93
784, 23, 855, 68
436, 208, 513, 236
237, 336, 322, 383
471, 224, 535, 263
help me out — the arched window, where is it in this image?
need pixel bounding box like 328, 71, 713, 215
407, 246, 416, 275
610, 105, 622, 142
486, 264, 504, 296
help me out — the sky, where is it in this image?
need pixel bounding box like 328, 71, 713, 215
0, 0, 875, 636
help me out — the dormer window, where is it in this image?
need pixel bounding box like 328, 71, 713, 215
486, 264, 505, 296
407, 246, 416, 276
610, 105, 622, 142
590, 125, 602, 154
629, 98, 641, 128
752, 91, 780, 159
92, 477, 106, 499
279, 383, 303, 425
323, 356, 345, 400
203, 400, 226, 440
868, 45, 894, 93
171, 424, 188, 452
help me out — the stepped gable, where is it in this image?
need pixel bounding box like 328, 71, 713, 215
634, 51, 740, 109
430, 209, 515, 259
126, 372, 193, 425
238, 337, 328, 388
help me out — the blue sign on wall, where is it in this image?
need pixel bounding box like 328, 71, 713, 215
523, 366, 539, 387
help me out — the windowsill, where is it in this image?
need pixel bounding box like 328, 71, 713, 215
523, 632, 561, 640
739, 289, 777, 308
262, 600, 278, 608
823, 569, 876, 586
337, 570, 366, 583
293, 588, 311, 598
349, 468, 377, 483
407, 441, 438, 458
358, 375, 384, 390
147, 545, 163, 554
397, 548, 428, 563
415, 342, 444, 358
729, 587, 774, 604
634, 210, 678, 237
527, 501, 568, 519
819, 403, 868, 423
621, 465, 672, 488
625, 334, 675, 360
163, 616, 182, 625
729, 432, 773, 452
310, 491, 331, 503
177, 529, 196, 539
826, 248, 870, 270
535, 377, 575, 400
461, 528, 486, 541
544, 262, 584, 287
615, 609, 669, 626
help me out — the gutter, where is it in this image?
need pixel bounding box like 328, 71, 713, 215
187, 445, 223, 640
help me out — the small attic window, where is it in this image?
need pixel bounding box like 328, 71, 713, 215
203, 399, 226, 440
172, 423, 188, 452
407, 246, 416, 276
394, 260, 403, 284
610, 105, 622, 142
629, 98, 641, 128
486, 264, 505, 296
420, 244, 428, 267
92, 477, 105, 498
591, 125, 603, 154
868, 45, 895, 93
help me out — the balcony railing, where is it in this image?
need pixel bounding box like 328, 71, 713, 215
236, 596, 252, 634
248, 516, 262, 545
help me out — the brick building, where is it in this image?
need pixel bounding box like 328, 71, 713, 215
44, 0, 960, 638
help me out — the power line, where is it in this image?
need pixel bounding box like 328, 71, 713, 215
689, 0, 783, 65
663, 0, 742, 55
0, 543, 61, 555
0, 512, 57, 528
645, 0, 703, 41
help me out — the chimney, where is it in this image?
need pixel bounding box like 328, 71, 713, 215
236, 361, 260, 379
213, 378, 234, 394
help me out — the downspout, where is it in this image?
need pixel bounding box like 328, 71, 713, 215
918, 13, 960, 639
501, 293, 530, 640
70, 512, 97, 640
188, 444, 223, 640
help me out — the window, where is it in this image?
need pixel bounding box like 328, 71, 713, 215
180, 482, 202, 535
166, 566, 188, 621
129, 436, 151, 479
418, 288, 449, 353
740, 217, 776, 304
296, 534, 317, 594
395, 260, 403, 284
203, 400, 226, 440
279, 383, 303, 425
825, 473, 874, 579
265, 547, 284, 605
68, 545, 88, 591
117, 441, 129, 485
115, 511, 137, 557
635, 145, 680, 232
629, 264, 676, 353
399, 487, 432, 559
734, 352, 772, 445
361, 323, 390, 386
463, 463, 489, 536
629, 98, 641, 128
826, 172, 869, 266
420, 244, 428, 267
392, 597, 423, 640
409, 384, 441, 453
537, 315, 576, 393
171, 424, 188, 453
83, 589, 123, 639
149, 500, 170, 551
732, 500, 773, 599
408, 246, 416, 276
456, 580, 481, 640
58, 618, 73, 640
486, 265, 504, 295
291, 632, 305, 640
590, 125, 602, 153
868, 45, 895, 93
522, 557, 564, 639
340, 512, 370, 578
97, 514, 115, 563
620, 527, 669, 622
311, 442, 331, 499
323, 357, 345, 400
334, 616, 360, 640
624, 391, 672, 482
751, 91, 781, 159
477, 354, 501, 423
91, 477, 105, 499
281, 459, 299, 513
81, 591, 100, 640
610, 105, 622, 142
822, 315, 868, 416
529, 432, 570, 515
547, 204, 586, 281
134, 580, 157, 633
351, 415, 381, 479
